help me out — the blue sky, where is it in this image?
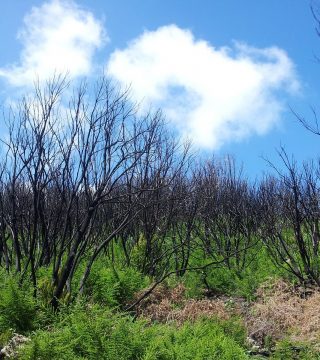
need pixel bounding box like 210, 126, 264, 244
0, 0, 319, 177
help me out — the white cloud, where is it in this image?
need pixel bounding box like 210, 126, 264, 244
108, 25, 300, 149
0, 0, 106, 87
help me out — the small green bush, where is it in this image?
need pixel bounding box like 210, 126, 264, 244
84, 262, 150, 307
200, 247, 286, 300
272, 339, 320, 360
0, 328, 14, 350
143, 319, 248, 360
0, 277, 37, 333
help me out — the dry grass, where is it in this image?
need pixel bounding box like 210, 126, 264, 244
246, 278, 320, 346
134, 283, 232, 325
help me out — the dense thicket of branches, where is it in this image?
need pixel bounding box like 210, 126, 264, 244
0, 76, 320, 308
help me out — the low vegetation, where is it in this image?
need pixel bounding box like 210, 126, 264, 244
1, 251, 320, 358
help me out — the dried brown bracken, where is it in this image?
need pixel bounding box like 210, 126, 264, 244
246, 278, 320, 346
134, 283, 239, 325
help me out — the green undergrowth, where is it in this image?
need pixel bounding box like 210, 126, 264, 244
0, 248, 318, 359
0, 271, 40, 334
83, 259, 151, 308
0, 262, 250, 360
272, 339, 320, 360
18, 303, 249, 360
177, 246, 289, 301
